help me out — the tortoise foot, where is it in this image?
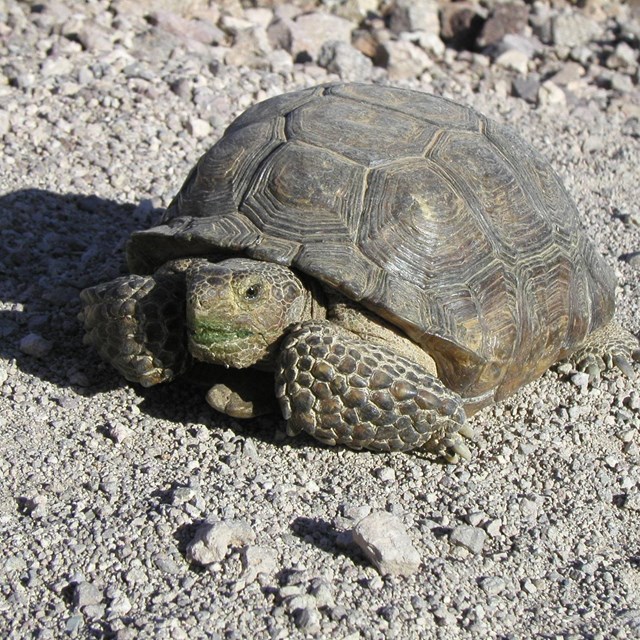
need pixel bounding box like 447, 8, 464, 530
570, 321, 639, 381
205, 369, 279, 419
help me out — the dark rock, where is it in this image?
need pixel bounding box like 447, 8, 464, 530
511, 73, 540, 104
439, 2, 485, 50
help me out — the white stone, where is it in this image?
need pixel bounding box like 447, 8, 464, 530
186, 117, 212, 139
186, 520, 256, 566
352, 511, 420, 576
495, 49, 529, 74
449, 524, 487, 554
538, 80, 566, 107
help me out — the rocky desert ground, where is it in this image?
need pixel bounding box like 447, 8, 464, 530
1, 0, 639, 638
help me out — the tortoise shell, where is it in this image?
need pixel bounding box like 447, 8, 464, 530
126, 83, 615, 409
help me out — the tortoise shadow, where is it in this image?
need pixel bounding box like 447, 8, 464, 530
0, 188, 476, 457
135, 376, 341, 453
0, 188, 161, 390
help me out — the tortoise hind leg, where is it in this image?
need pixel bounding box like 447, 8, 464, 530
571, 321, 640, 379
204, 369, 279, 418
275, 321, 471, 461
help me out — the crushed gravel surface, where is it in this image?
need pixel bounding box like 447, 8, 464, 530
1, 1, 639, 638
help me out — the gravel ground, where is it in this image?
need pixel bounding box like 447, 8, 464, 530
1, 1, 640, 638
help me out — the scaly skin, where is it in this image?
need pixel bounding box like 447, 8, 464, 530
275, 321, 469, 459
568, 321, 640, 380
79, 265, 190, 387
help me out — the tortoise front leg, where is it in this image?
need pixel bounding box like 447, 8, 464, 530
79, 265, 190, 387
275, 321, 471, 461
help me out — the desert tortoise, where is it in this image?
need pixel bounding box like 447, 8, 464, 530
80, 83, 639, 460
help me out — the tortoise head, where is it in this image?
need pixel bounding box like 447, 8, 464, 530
186, 258, 309, 369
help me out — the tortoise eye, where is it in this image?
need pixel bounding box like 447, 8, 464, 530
244, 283, 262, 300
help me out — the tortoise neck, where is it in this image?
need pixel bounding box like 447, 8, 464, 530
302, 277, 328, 323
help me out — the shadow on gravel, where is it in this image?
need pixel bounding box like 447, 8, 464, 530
0, 188, 156, 388
290, 516, 370, 568
0, 189, 285, 439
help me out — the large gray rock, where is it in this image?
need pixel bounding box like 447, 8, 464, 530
551, 11, 600, 48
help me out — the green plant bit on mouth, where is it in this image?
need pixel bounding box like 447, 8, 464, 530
192, 321, 252, 345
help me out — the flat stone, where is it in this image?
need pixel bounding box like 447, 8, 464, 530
288, 12, 354, 62
415, 32, 445, 58
550, 61, 585, 86
352, 511, 420, 576
41, 56, 74, 76
381, 39, 431, 81
570, 372, 590, 388
317, 40, 373, 82
74, 581, 103, 608
225, 25, 271, 69
293, 604, 321, 633
495, 49, 529, 74
495, 33, 542, 58
610, 72, 634, 94
76, 25, 113, 53
449, 524, 487, 554
108, 594, 132, 616
512, 74, 540, 103
241, 545, 278, 583
186, 520, 256, 566
153, 552, 184, 575
607, 42, 637, 70
477, 3, 530, 49
479, 575, 506, 596
538, 80, 566, 107
65, 616, 83, 633
185, 117, 212, 139
19, 333, 53, 358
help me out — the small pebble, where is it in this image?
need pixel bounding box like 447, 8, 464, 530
74, 582, 103, 608
449, 525, 487, 555
570, 372, 590, 389
480, 576, 506, 596
19, 333, 53, 358
153, 553, 183, 575
185, 117, 212, 139
375, 467, 396, 483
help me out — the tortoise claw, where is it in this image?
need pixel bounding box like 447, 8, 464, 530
441, 423, 476, 463
613, 354, 635, 379
458, 424, 476, 440
441, 435, 472, 463
570, 323, 638, 383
